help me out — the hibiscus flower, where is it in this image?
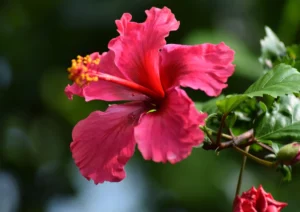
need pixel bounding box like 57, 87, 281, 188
65, 7, 235, 184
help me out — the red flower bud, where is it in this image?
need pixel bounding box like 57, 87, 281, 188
277, 142, 300, 165
233, 185, 287, 212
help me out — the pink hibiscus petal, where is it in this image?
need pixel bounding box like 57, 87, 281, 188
83, 51, 149, 101
65, 83, 84, 100
160, 43, 235, 96
134, 87, 207, 163
71, 102, 146, 184
108, 7, 180, 97
65, 51, 148, 102
65, 81, 148, 102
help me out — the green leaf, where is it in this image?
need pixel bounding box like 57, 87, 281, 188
244, 64, 300, 97
216, 64, 300, 113
216, 94, 248, 113
259, 101, 267, 113
251, 143, 263, 152
251, 140, 272, 152
215, 63, 300, 116
255, 95, 300, 141
205, 113, 218, 122
261, 94, 275, 108
259, 26, 286, 68
195, 95, 224, 114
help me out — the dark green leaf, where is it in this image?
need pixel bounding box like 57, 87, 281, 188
261, 94, 275, 108
255, 95, 300, 141
259, 101, 267, 113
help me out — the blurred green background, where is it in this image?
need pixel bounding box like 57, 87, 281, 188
0, 0, 299, 211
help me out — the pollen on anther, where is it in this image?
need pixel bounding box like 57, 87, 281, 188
67, 54, 101, 86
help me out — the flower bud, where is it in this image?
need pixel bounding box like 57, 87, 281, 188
276, 142, 300, 165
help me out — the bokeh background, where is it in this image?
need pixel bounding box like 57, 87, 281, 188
0, 0, 300, 211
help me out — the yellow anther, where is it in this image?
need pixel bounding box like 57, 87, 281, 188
93, 58, 100, 65
67, 54, 101, 86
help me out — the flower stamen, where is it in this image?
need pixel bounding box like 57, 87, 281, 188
67, 55, 101, 86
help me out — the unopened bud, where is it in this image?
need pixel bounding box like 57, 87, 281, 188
277, 142, 300, 165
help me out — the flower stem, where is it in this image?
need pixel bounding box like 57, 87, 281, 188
233, 145, 277, 168
235, 146, 250, 196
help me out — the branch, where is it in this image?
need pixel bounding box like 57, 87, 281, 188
216, 114, 228, 145
256, 142, 275, 153
203, 129, 254, 151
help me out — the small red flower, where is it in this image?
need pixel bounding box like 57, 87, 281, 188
234, 185, 287, 212
65, 7, 235, 184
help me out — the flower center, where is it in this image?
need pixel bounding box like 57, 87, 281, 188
67, 54, 164, 100
67, 55, 100, 86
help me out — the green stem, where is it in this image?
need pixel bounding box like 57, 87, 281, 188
233, 145, 276, 168
219, 133, 232, 140
235, 146, 250, 196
